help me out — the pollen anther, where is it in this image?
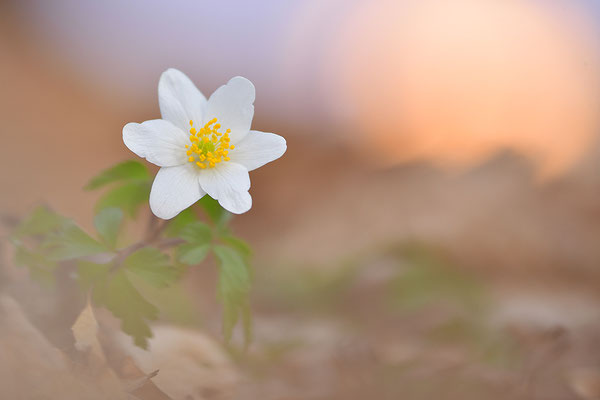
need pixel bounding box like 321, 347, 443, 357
185, 118, 233, 169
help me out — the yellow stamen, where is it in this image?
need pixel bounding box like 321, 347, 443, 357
185, 118, 235, 169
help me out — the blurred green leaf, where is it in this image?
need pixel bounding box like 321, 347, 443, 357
164, 208, 197, 237
221, 235, 252, 260
94, 208, 123, 249
77, 261, 110, 289
128, 276, 202, 326
177, 243, 211, 265
96, 181, 150, 217
199, 196, 231, 226
13, 206, 68, 238
169, 218, 213, 266
45, 223, 108, 261
388, 245, 484, 312
15, 245, 56, 286
123, 247, 179, 288
92, 269, 158, 349
214, 245, 252, 345
85, 160, 149, 190
15, 245, 49, 268
180, 221, 212, 244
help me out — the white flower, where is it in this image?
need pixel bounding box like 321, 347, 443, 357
123, 69, 286, 219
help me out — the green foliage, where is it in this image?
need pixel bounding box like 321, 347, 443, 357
85, 160, 151, 218
81, 262, 159, 349
199, 196, 231, 226
387, 245, 484, 312
44, 223, 108, 261
12, 207, 67, 287
94, 208, 123, 249
13, 160, 255, 349
84, 160, 149, 190
164, 208, 197, 237
177, 243, 211, 265
77, 261, 110, 288
214, 245, 252, 345
179, 221, 212, 243
14, 245, 56, 286
78, 246, 179, 349
123, 247, 180, 288
221, 235, 252, 261
129, 278, 202, 326
101, 271, 157, 349
173, 218, 213, 265
95, 181, 150, 217
13, 206, 69, 239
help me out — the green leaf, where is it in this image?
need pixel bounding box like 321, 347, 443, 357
128, 276, 202, 326
85, 160, 149, 190
14, 245, 56, 286
164, 208, 197, 237
221, 235, 252, 260
13, 206, 68, 238
180, 221, 212, 244
45, 223, 108, 261
96, 181, 150, 217
77, 261, 110, 289
123, 247, 179, 287
199, 196, 231, 226
94, 208, 123, 249
177, 243, 211, 265
213, 245, 252, 344
92, 269, 158, 349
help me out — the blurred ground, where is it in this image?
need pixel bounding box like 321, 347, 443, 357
2, 2, 600, 399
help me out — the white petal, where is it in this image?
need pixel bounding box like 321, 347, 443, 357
150, 164, 205, 219
217, 190, 252, 215
159, 68, 207, 131
198, 162, 252, 214
230, 130, 287, 171
123, 119, 188, 167
206, 76, 255, 144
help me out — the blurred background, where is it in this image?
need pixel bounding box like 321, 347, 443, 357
2, 0, 600, 399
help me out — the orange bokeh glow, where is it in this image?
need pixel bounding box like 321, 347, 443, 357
327, 0, 600, 177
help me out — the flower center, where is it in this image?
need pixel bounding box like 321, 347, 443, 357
185, 118, 234, 169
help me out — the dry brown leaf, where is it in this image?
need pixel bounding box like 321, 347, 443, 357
72, 300, 107, 371
119, 356, 173, 400
569, 368, 600, 400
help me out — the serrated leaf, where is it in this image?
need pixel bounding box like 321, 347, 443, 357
128, 276, 202, 326
45, 223, 108, 261
85, 160, 149, 190
14, 206, 68, 238
96, 181, 150, 217
199, 196, 231, 226
94, 208, 123, 249
177, 243, 211, 265
164, 208, 197, 237
92, 269, 158, 349
123, 247, 179, 288
213, 245, 252, 344
180, 221, 211, 244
